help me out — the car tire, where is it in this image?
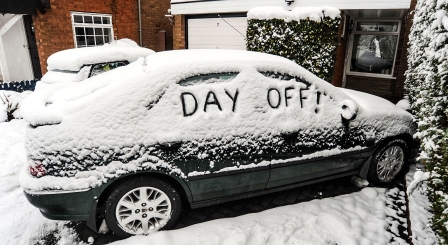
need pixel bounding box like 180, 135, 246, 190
367, 139, 408, 184
104, 177, 182, 237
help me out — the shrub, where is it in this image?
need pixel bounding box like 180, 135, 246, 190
406, 0, 448, 242
246, 9, 340, 82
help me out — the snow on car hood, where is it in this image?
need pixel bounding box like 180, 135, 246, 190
340, 88, 415, 141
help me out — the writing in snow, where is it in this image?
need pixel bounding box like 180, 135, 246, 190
180, 86, 322, 117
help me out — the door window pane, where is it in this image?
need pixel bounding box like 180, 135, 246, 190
350, 35, 398, 75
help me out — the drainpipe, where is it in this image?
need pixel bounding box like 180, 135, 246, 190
138, 0, 143, 46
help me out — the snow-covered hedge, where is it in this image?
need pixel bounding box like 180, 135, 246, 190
246, 6, 340, 82
405, 0, 448, 242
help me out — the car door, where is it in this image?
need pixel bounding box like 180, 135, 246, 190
146, 71, 271, 202
255, 71, 366, 189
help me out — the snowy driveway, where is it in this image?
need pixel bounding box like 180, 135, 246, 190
0, 120, 436, 245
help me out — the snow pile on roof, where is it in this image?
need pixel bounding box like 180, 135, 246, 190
111, 188, 407, 245
46, 39, 154, 72
247, 6, 340, 22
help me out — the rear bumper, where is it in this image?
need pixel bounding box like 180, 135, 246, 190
23, 187, 97, 221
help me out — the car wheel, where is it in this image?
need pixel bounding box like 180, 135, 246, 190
104, 177, 181, 237
367, 139, 408, 184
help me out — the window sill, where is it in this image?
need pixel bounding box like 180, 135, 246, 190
346, 72, 396, 79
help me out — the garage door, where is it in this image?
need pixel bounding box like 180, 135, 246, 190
187, 17, 247, 50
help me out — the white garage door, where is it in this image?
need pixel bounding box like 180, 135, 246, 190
187, 17, 247, 50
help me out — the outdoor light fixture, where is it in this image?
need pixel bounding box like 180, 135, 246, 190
348, 20, 354, 34
285, 0, 294, 6
165, 14, 174, 25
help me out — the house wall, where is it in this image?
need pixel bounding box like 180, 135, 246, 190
140, 0, 173, 51
173, 15, 186, 50
33, 0, 139, 75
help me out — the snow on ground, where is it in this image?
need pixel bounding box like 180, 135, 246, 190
406, 163, 438, 245
111, 188, 407, 245
0, 119, 436, 244
0, 120, 84, 245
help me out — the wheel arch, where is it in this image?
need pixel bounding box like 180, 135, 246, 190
87, 170, 192, 232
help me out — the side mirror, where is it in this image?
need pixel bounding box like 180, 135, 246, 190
340, 99, 358, 121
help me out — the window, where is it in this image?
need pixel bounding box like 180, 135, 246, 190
348, 21, 400, 77
179, 73, 238, 86
71, 12, 113, 48
89, 61, 128, 77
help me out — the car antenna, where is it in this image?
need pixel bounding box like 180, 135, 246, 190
217, 14, 247, 41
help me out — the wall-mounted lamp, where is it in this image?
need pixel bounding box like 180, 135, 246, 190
165, 14, 174, 25
285, 0, 294, 6
348, 20, 354, 34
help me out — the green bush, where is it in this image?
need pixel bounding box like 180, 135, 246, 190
406, 0, 448, 243
246, 17, 340, 82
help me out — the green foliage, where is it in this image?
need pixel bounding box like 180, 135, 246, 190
406, 0, 448, 242
246, 17, 340, 82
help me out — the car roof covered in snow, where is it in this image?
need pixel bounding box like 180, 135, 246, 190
46, 39, 155, 72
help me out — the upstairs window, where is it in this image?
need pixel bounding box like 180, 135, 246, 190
71, 12, 114, 48
348, 21, 400, 77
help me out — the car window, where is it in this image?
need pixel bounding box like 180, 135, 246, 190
179, 73, 238, 86
89, 61, 128, 77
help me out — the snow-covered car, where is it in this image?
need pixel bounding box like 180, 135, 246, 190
20, 49, 416, 237
41, 39, 155, 84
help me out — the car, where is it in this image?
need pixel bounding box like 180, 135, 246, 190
40, 38, 155, 84
20, 49, 416, 237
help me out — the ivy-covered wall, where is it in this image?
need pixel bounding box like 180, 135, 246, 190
246, 14, 340, 82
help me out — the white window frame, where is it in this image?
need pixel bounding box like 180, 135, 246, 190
346, 19, 401, 79
70, 12, 114, 48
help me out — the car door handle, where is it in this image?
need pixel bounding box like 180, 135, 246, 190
154, 142, 182, 150
281, 132, 299, 141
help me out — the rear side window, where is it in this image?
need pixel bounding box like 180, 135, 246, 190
179, 73, 238, 86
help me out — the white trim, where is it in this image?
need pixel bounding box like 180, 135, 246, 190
170, 0, 411, 15
70, 11, 114, 48
24, 187, 91, 195
0, 14, 24, 36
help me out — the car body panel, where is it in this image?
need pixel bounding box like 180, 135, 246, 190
20, 50, 416, 232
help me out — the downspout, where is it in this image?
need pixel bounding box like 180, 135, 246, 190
138, 0, 143, 46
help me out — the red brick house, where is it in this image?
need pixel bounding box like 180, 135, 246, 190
169, 0, 417, 102
0, 0, 172, 79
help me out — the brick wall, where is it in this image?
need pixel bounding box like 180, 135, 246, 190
33, 0, 139, 75
140, 0, 173, 51
173, 15, 186, 50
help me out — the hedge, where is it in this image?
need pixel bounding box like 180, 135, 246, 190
246, 16, 340, 82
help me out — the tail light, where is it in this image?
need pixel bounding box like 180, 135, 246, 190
30, 161, 46, 177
